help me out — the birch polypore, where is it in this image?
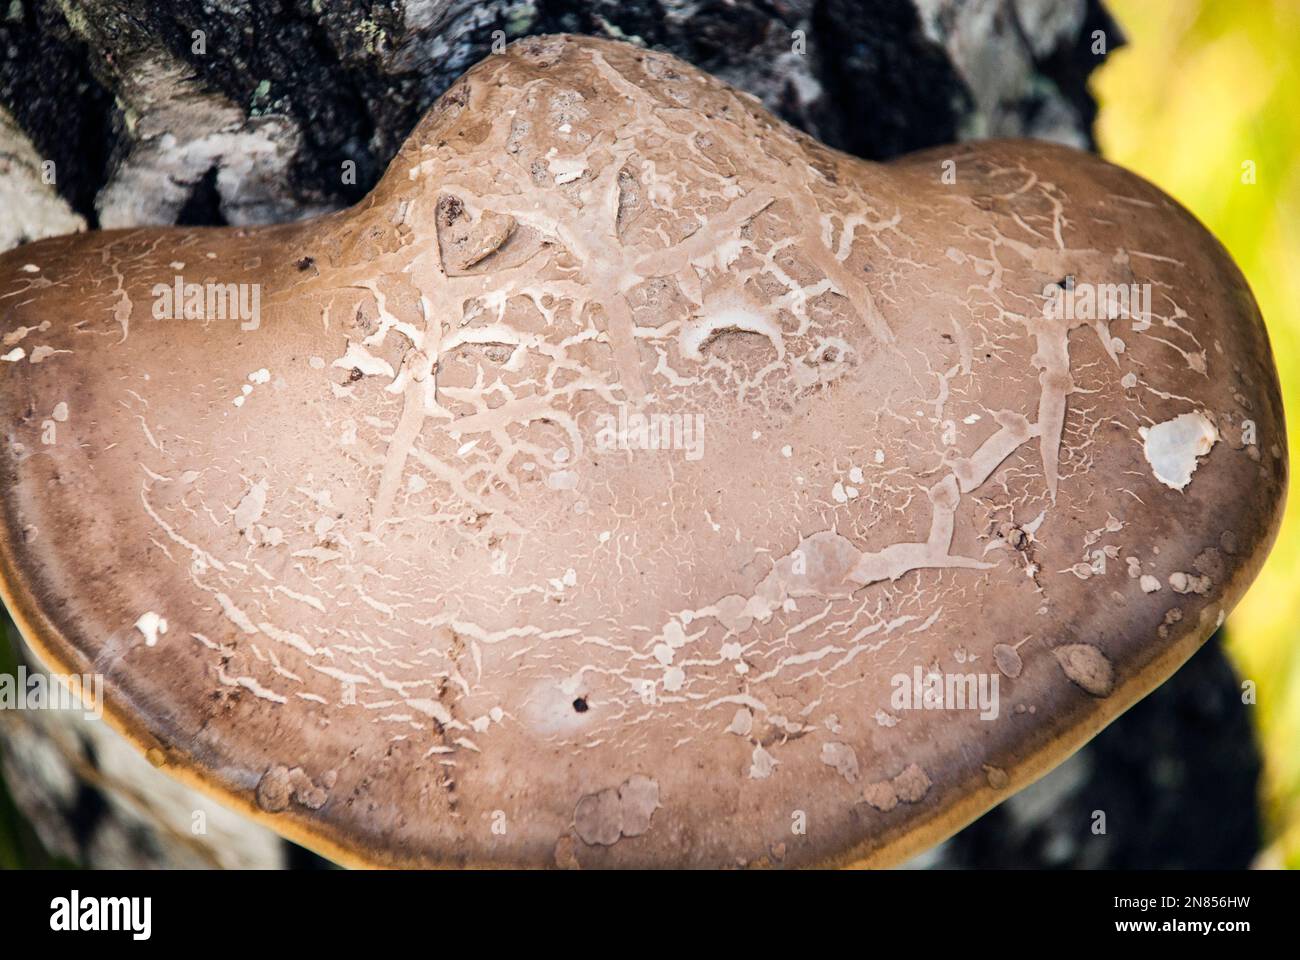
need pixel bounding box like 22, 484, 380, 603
0, 35, 1285, 868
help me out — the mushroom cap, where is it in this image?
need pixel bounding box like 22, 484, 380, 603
0, 34, 1286, 868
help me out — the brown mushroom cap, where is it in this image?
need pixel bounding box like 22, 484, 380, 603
0, 34, 1286, 868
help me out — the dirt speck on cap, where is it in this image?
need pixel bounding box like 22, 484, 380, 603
820, 741, 861, 784
983, 765, 1010, 790
256, 764, 333, 813
573, 774, 660, 846
863, 763, 932, 811
1053, 644, 1114, 697
992, 643, 1023, 678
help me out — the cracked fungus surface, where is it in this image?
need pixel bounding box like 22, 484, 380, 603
0, 35, 1287, 868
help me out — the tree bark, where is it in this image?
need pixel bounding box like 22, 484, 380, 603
2, 0, 1116, 227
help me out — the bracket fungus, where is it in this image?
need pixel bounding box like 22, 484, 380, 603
0, 35, 1286, 868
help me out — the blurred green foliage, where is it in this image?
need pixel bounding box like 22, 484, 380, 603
1096, 0, 1300, 867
